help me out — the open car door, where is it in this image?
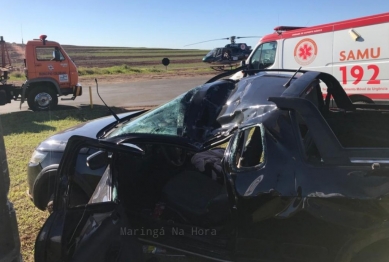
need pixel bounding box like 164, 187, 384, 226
35, 135, 144, 262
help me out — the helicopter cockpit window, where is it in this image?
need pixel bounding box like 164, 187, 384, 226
250, 41, 277, 69
206, 49, 216, 57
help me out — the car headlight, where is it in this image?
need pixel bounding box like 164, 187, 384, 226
29, 150, 48, 165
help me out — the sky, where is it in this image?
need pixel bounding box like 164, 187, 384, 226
2, 0, 389, 50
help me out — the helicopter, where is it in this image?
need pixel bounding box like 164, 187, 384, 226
185, 36, 260, 71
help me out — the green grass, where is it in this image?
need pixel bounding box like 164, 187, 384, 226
77, 64, 162, 75
76, 64, 213, 76
1, 106, 132, 262
7, 64, 213, 81
62, 45, 208, 56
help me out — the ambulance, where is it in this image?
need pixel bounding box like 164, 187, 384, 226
236, 12, 389, 103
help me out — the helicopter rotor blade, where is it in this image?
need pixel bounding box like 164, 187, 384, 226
236, 36, 262, 39
184, 37, 230, 47
184, 36, 262, 47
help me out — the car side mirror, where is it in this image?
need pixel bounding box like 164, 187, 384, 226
86, 150, 109, 170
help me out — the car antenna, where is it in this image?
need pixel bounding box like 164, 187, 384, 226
283, 67, 302, 87
95, 78, 120, 122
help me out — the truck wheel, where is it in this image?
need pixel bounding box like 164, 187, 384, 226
27, 86, 58, 111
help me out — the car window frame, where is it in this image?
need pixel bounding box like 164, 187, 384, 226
229, 124, 267, 173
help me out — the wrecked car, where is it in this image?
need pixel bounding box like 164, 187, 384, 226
35, 69, 389, 262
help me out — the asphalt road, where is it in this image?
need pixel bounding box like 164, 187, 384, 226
0, 75, 212, 114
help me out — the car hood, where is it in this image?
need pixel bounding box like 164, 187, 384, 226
36, 111, 141, 152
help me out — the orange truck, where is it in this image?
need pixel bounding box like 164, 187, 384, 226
0, 35, 82, 111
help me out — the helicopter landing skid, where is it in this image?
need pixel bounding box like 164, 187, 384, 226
210, 63, 239, 71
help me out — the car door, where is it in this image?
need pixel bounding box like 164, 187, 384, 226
35, 136, 143, 262
223, 121, 301, 261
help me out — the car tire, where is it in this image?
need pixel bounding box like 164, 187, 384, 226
32, 164, 58, 211
27, 86, 58, 111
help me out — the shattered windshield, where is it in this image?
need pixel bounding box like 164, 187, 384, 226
107, 86, 201, 138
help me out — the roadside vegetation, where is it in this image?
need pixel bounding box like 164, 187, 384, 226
8, 63, 214, 81
76, 63, 213, 76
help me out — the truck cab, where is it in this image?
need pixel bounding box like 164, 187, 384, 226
23, 35, 82, 111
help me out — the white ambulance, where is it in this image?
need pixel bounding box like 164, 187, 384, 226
236, 12, 389, 103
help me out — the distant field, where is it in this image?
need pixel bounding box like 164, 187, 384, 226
62, 45, 209, 68
8, 44, 213, 80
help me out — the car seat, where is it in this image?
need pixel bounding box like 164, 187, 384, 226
162, 170, 230, 227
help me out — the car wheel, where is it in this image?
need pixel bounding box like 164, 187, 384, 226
32, 164, 58, 211
27, 86, 58, 111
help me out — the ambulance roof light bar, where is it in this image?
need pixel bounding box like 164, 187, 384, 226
274, 26, 307, 35
39, 35, 47, 45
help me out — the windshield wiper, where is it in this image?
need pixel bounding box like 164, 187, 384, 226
97, 109, 148, 138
